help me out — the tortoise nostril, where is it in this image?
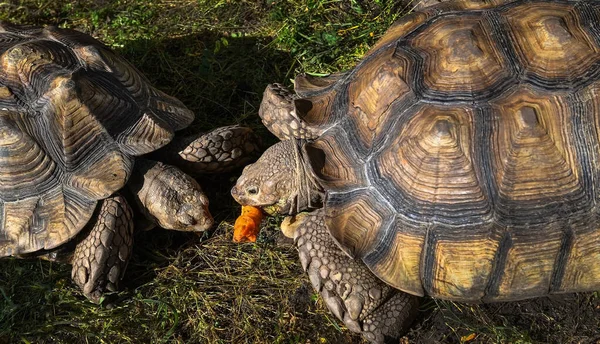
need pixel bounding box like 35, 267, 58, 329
178, 213, 195, 226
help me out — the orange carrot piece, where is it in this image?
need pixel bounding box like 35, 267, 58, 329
233, 205, 264, 243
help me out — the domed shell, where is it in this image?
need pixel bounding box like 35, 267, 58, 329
0, 23, 194, 256
299, 0, 600, 302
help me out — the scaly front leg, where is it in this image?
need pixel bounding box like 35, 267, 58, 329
290, 210, 420, 343
71, 194, 134, 303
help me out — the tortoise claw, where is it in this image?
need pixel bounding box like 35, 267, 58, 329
293, 210, 420, 343
71, 195, 133, 304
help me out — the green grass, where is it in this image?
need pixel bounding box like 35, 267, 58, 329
1, 0, 600, 343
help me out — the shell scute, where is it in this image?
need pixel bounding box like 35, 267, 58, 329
0, 39, 81, 104
314, 0, 600, 301
559, 214, 600, 293
426, 223, 501, 301
308, 125, 367, 192
407, 12, 517, 100
325, 188, 394, 260
0, 186, 96, 256
344, 46, 417, 154
490, 223, 565, 301
489, 85, 586, 225
294, 72, 345, 97
372, 103, 491, 225
362, 215, 427, 297
0, 115, 59, 201
0, 25, 194, 255
501, 1, 600, 88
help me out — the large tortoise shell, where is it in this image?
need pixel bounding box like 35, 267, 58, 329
0, 23, 193, 256
295, 0, 600, 302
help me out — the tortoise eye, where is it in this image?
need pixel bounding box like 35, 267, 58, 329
247, 187, 258, 195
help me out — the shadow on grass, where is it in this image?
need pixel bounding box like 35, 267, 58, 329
2, 17, 600, 344
408, 292, 600, 343
0, 30, 309, 343
112, 29, 301, 312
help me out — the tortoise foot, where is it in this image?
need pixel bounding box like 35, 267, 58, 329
294, 210, 419, 343
71, 194, 134, 303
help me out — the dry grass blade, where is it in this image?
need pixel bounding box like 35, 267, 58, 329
0, 1, 600, 344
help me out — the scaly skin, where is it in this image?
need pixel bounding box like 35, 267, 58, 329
232, 140, 301, 215
259, 84, 321, 140
232, 142, 420, 343
71, 194, 134, 303
292, 211, 420, 344
0, 23, 261, 304
70, 124, 257, 302
157, 125, 261, 175
129, 159, 213, 232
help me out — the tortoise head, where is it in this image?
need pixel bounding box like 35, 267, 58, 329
131, 160, 214, 232
231, 140, 324, 215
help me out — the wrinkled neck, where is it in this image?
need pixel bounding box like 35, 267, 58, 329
287, 139, 324, 215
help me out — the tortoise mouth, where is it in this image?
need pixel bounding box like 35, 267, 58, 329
261, 202, 289, 216
230, 185, 289, 215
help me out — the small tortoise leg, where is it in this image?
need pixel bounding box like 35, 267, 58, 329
166, 125, 262, 175
71, 194, 134, 303
292, 210, 420, 343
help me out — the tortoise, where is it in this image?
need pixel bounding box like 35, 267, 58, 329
231, 0, 600, 342
0, 22, 259, 303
